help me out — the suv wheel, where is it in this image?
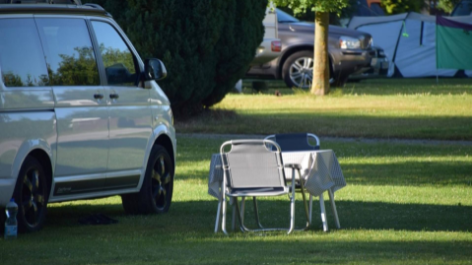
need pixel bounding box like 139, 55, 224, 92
122, 145, 174, 214
13, 156, 49, 233
282, 50, 314, 89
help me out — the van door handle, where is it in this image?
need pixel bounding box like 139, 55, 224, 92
93, 94, 104, 100
110, 94, 119, 99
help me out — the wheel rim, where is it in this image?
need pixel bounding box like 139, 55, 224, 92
289, 56, 313, 89
21, 169, 45, 228
151, 154, 172, 211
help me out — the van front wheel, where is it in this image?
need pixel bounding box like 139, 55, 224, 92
122, 145, 174, 214
13, 156, 49, 233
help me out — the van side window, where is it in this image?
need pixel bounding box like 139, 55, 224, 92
0, 19, 49, 87
91, 21, 138, 86
36, 18, 100, 86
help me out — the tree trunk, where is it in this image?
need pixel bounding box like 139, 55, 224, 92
312, 11, 330, 96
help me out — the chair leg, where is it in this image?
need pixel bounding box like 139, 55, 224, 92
215, 200, 222, 233
221, 196, 228, 235
296, 168, 311, 230
232, 198, 237, 231
239, 197, 253, 232
237, 197, 264, 232
252, 197, 264, 229
319, 193, 328, 232
328, 189, 341, 229
309, 195, 313, 224
234, 197, 250, 232
287, 167, 297, 234
298, 183, 311, 229
240, 197, 246, 227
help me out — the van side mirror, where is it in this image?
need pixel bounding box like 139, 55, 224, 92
144, 58, 167, 81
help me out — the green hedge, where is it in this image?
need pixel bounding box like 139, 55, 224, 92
84, 0, 267, 117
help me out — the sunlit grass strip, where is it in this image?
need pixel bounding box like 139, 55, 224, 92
176, 79, 472, 140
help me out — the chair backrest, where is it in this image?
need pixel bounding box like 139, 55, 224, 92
265, 133, 320, 152
220, 139, 286, 189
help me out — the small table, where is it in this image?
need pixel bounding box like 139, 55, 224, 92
208, 150, 346, 231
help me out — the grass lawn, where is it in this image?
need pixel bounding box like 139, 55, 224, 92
1, 78, 471, 264
1, 135, 471, 265
176, 78, 472, 140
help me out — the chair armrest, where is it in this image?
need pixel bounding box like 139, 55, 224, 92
284, 163, 301, 170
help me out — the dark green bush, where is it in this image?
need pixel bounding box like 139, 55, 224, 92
84, 0, 267, 117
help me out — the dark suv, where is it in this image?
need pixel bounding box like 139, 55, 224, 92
247, 9, 379, 88
0, 0, 176, 233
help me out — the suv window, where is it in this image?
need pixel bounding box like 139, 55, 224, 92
36, 18, 100, 86
452, 0, 472, 16
91, 21, 138, 86
0, 19, 49, 87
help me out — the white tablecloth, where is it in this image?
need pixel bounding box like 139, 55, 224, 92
208, 150, 346, 200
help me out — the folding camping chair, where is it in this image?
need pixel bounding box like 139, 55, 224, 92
265, 133, 341, 231
216, 139, 310, 234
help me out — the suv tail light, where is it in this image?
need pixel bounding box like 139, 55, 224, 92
271, 41, 281, 52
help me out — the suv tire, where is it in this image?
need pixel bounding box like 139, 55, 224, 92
121, 145, 174, 214
13, 156, 49, 233
282, 50, 314, 89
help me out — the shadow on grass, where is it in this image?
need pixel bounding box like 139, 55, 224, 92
177, 113, 472, 140
45, 199, 472, 233
4, 199, 468, 265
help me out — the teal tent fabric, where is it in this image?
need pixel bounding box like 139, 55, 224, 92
436, 16, 472, 70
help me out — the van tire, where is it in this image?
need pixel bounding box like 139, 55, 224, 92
13, 156, 49, 233
122, 145, 174, 214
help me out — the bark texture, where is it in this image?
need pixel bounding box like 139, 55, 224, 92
312, 11, 330, 95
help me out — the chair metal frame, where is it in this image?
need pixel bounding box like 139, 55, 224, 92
265, 133, 320, 151
265, 133, 341, 232
215, 139, 310, 235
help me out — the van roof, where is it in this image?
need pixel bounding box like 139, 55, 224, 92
0, 3, 109, 16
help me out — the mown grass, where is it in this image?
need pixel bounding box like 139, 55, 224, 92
1, 79, 471, 264
1, 135, 471, 265
176, 79, 472, 140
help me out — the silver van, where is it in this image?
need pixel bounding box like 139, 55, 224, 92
0, 1, 176, 232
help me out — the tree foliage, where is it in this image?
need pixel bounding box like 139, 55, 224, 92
437, 0, 462, 13
84, 0, 267, 117
380, 0, 426, 14
380, 0, 463, 15
48, 47, 99, 86
274, 0, 349, 14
